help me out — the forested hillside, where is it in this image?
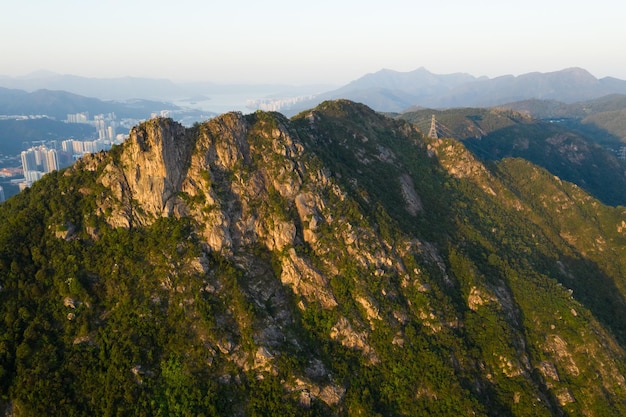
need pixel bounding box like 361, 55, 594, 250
2, 101, 626, 416
400, 107, 626, 206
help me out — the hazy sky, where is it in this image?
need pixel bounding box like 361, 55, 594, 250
1, 0, 623, 85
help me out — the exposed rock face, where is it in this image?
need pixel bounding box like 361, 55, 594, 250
122, 118, 195, 216
330, 317, 379, 364
9, 101, 626, 415
280, 248, 337, 309
99, 118, 195, 227
545, 334, 580, 377
467, 286, 497, 311
399, 173, 423, 215
95, 110, 401, 387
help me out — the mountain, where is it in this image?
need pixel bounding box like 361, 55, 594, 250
399, 107, 626, 206
321, 67, 478, 110
287, 68, 626, 114
288, 67, 480, 114
3, 100, 626, 415
0, 73, 187, 101
433, 67, 626, 107
338, 67, 479, 94
6, 68, 626, 117
0, 73, 335, 112
500, 94, 626, 144
0, 87, 181, 121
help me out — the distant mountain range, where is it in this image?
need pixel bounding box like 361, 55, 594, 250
0, 72, 189, 101
3, 67, 626, 115
0, 72, 333, 103
287, 67, 626, 114
0, 87, 181, 121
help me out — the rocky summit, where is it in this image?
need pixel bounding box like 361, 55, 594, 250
2, 100, 626, 416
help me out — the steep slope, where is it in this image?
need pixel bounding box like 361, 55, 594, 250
399, 107, 626, 206
2, 101, 626, 416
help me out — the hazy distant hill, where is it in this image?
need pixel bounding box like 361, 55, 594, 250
321, 67, 479, 110
288, 67, 626, 114
434, 68, 626, 107
288, 67, 479, 114
0, 72, 186, 100
6, 68, 626, 117
0, 72, 335, 109
0, 88, 190, 157
0, 87, 180, 121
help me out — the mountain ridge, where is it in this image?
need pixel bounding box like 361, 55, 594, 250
398, 105, 626, 206
0, 73, 186, 101
287, 67, 626, 114
0, 87, 181, 121
4, 67, 626, 115
2, 100, 626, 415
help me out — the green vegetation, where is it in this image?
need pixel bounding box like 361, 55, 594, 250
2, 101, 626, 415
398, 106, 626, 206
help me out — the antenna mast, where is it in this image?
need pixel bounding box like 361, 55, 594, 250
428, 114, 438, 139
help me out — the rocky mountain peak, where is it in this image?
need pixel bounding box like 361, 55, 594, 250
96, 117, 196, 226
4, 100, 626, 416
125, 117, 195, 210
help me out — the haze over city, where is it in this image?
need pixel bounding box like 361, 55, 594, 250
1, 0, 625, 85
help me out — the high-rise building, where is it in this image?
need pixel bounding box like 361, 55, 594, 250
24, 170, 44, 183
43, 148, 58, 172
107, 124, 116, 140
33, 147, 44, 167
21, 149, 38, 172
61, 139, 74, 153
94, 115, 106, 140
0, 186, 5, 203
94, 113, 117, 140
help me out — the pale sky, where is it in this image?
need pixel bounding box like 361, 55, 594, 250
1, 0, 624, 85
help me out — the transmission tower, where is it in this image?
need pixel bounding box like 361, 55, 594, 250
428, 114, 438, 139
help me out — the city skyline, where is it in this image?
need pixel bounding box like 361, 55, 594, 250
1, 0, 625, 86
